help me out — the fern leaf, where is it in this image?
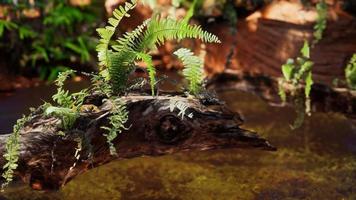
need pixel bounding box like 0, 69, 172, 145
174, 48, 204, 95
112, 17, 220, 54
96, 0, 137, 67
107, 51, 137, 93
136, 52, 157, 95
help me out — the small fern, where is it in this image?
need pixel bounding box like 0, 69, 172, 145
2, 114, 31, 189
97, 3, 220, 94
136, 52, 157, 95
101, 99, 129, 155
96, 0, 138, 67
174, 48, 204, 95
278, 40, 314, 128
45, 70, 88, 130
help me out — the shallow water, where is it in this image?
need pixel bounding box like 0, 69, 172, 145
0, 82, 355, 200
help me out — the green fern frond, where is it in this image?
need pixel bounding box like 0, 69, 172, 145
107, 51, 137, 93
174, 48, 204, 95
136, 52, 156, 95
112, 16, 220, 53
101, 99, 129, 155
96, 0, 138, 67
112, 19, 150, 53
2, 114, 31, 189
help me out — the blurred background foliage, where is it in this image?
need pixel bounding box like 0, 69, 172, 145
0, 0, 354, 81
0, 0, 102, 80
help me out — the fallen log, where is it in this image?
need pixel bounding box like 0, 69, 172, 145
0, 92, 275, 191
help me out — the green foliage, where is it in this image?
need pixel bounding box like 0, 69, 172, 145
174, 48, 204, 95
279, 41, 314, 128
45, 70, 88, 130
313, 0, 328, 44
345, 54, 356, 90
101, 99, 129, 155
136, 52, 157, 95
0, 1, 98, 80
45, 106, 79, 130
2, 114, 31, 189
96, 0, 138, 67
0, 19, 17, 37
98, 3, 220, 93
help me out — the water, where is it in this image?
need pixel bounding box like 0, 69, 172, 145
0, 82, 355, 200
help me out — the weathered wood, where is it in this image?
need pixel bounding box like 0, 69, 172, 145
0, 93, 275, 190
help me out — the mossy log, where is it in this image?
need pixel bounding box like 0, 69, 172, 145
0, 93, 275, 191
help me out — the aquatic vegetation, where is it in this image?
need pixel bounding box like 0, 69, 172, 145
345, 54, 356, 90
278, 41, 313, 128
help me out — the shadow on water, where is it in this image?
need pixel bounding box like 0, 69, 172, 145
1, 82, 356, 200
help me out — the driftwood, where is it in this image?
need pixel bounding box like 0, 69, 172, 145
0, 93, 275, 190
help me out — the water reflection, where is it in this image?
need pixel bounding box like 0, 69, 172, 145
1, 86, 355, 200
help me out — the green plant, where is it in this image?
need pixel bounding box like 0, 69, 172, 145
1, 114, 32, 189
96, 0, 220, 95
345, 54, 356, 90
313, 0, 327, 44
279, 40, 314, 128
174, 48, 204, 95
0, 0, 98, 80
101, 99, 129, 155
44, 70, 88, 130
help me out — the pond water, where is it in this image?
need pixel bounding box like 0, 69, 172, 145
0, 80, 355, 200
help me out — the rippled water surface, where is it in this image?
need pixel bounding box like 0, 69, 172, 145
0, 82, 355, 200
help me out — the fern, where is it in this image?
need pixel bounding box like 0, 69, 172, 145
101, 99, 129, 155
45, 106, 79, 130
278, 41, 314, 128
136, 52, 157, 95
106, 15, 220, 94
174, 48, 204, 95
96, 0, 138, 67
45, 70, 88, 130
112, 16, 221, 53
2, 114, 31, 189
